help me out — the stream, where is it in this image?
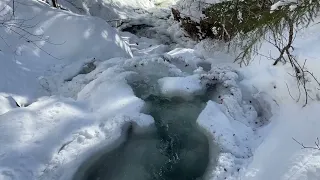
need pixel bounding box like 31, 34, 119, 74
73, 78, 218, 180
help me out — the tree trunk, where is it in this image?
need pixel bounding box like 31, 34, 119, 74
51, 0, 58, 8
12, 0, 15, 16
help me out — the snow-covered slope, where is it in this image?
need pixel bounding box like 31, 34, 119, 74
237, 20, 320, 180
58, 0, 156, 25
58, 0, 181, 20
0, 54, 161, 179
241, 103, 320, 180
0, 0, 131, 104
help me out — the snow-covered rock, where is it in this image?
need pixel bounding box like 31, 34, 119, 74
158, 75, 204, 99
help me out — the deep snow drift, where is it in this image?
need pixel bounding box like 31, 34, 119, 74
0, 0, 320, 180
0, 0, 132, 105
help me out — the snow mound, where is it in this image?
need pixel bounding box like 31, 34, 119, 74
166, 48, 208, 73
188, 65, 265, 180
0, 88, 153, 180
77, 67, 145, 119
197, 100, 255, 180
158, 75, 204, 100
45, 54, 189, 98
198, 101, 253, 157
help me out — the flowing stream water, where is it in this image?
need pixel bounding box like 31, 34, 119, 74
73, 78, 218, 180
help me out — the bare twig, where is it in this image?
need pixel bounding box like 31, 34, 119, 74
12, 0, 14, 16
293, 137, 320, 150
286, 82, 299, 102
58, 139, 75, 154
63, 0, 85, 13
273, 18, 294, 66
0, 1, 65, 60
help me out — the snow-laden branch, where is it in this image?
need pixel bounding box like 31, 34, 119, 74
271, 0, 298, 12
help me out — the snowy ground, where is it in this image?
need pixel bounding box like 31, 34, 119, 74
0, 0, 320, 180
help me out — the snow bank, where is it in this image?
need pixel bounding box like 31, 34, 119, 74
186, 66, 260, 180
4, 0, 132, 61
0, 78, 154, 180
0, 0, 132, 102
241, 103, 320, 180
235, 20, 320, 180
0, 97, 93, 180
77, 67, 145, 119
0, 1, 158, 179
198, 101, 253, 157
197, 100, 256, 180
0, 57, 156, 178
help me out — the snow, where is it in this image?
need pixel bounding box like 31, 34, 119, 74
59, 0, 155, 21
241, 103, 320, 180
197, 101, 254, 179
1, 0, 320, 180
235, 18, 320, 180
3, 0, 132, 61
0, 1, 149, 179
77, 67, 145, 118
0, 43, 153, 179
167, 48, 204, 70
271, 0, 298, 12
0, 95, 154, 180
158, 75, 204, 99
0, 95, 17, 115
0, 0, 132, 103
153, 0, 178, 7
192, 65, 263, 180
197, 101, 252, 156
